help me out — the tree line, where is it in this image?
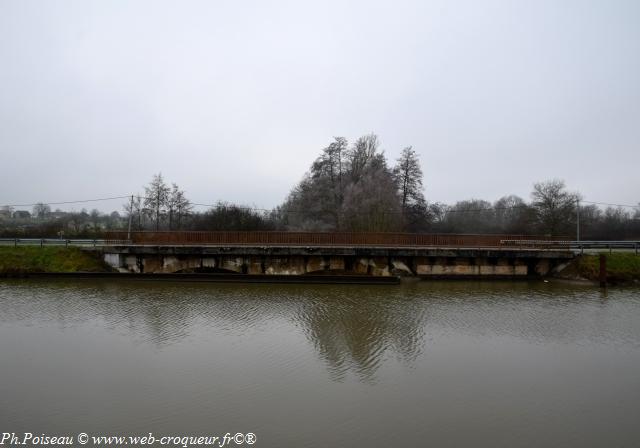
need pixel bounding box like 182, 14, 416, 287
270, 134, 639, 239
1, 133, 638, 239
0, 205, 122, 238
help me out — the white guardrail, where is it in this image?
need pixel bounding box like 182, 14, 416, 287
0, 238, 107, 247
501, 240, 639, 254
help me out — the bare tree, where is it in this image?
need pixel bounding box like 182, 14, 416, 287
123, 195, 145, 230
68, 209, 89, 235
392, 146, 431, 231
144, 173, 170, 230
443, 199, 496, 233
279, 133, 411, 232
175, 193, 192, 230
347, 133, 379, 184
32, 203, 51, 220
309, 137, 349, 228
89, 209, 101, 233
167, 185, 179, 230
531, 179, 579, 236
191, 202, 273, 231
279, 174, 336, 231
341, 156, 402, 232
493, 195, 534, 234
323, 137, 347, 218
167, 183, 192, 230
393, 146, 424, 212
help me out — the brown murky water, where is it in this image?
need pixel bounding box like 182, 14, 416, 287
1, 279, 639, 447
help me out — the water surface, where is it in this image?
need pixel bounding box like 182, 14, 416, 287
1, 279, 639, 447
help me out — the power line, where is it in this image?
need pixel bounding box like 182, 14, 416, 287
1, 196, 131, 208
581, 200, 639, 209
2, 194, 638, 216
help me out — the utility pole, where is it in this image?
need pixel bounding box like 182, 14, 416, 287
576, 198, 580, 242
127, 195, 133, 241
156, 188, 160, 231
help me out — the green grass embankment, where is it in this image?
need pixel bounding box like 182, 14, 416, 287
0, 247, 110, 275
563, 253, 640, 284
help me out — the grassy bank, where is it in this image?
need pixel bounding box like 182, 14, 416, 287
0, 247, 110, 275
562, 253, 640, 283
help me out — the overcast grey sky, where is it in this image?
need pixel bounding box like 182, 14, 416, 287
1, 0, 638, 212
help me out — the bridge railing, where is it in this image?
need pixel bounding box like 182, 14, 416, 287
0, 238, 102, 247
103, 231, 569, 248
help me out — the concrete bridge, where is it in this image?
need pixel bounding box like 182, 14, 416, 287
100, 231, 576, 278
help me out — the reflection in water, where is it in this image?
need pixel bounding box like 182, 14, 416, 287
1, 279, 639, 379
295, 289, 425, 382
1, 279, 640, 447
0, 280, 427, 381
2, 279, 639, 380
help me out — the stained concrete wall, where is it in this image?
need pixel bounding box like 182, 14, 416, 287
104, 251, 562, 277
414, 257, 534, 277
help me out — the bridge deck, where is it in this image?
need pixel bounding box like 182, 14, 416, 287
100, 244, 575, 260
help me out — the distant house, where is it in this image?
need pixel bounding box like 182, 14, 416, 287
13, 210, 31, 219
0, 208, 11, 219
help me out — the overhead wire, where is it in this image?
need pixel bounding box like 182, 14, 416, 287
2, 195, 638, 216
1, 196, 131, 208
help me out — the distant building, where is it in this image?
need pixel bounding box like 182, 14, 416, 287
0, 208, 11, 219
13, 210, 31, 219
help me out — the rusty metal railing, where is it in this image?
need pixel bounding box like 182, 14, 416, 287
103, 231, 568, 248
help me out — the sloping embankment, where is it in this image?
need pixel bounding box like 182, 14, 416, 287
0, 247, 110, 276
555, 253, 640, 284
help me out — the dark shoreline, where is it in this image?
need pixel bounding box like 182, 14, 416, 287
0, 272, 401, 284
0, 272, 571, 284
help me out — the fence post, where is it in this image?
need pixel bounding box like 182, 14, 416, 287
599, 254, 607, 288
14, 238, 17, 247
40, 239, 43, 248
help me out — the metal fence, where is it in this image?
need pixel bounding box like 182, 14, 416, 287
103, 231, 569, 248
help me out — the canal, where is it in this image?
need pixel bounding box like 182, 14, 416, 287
1, 279, 639, 447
